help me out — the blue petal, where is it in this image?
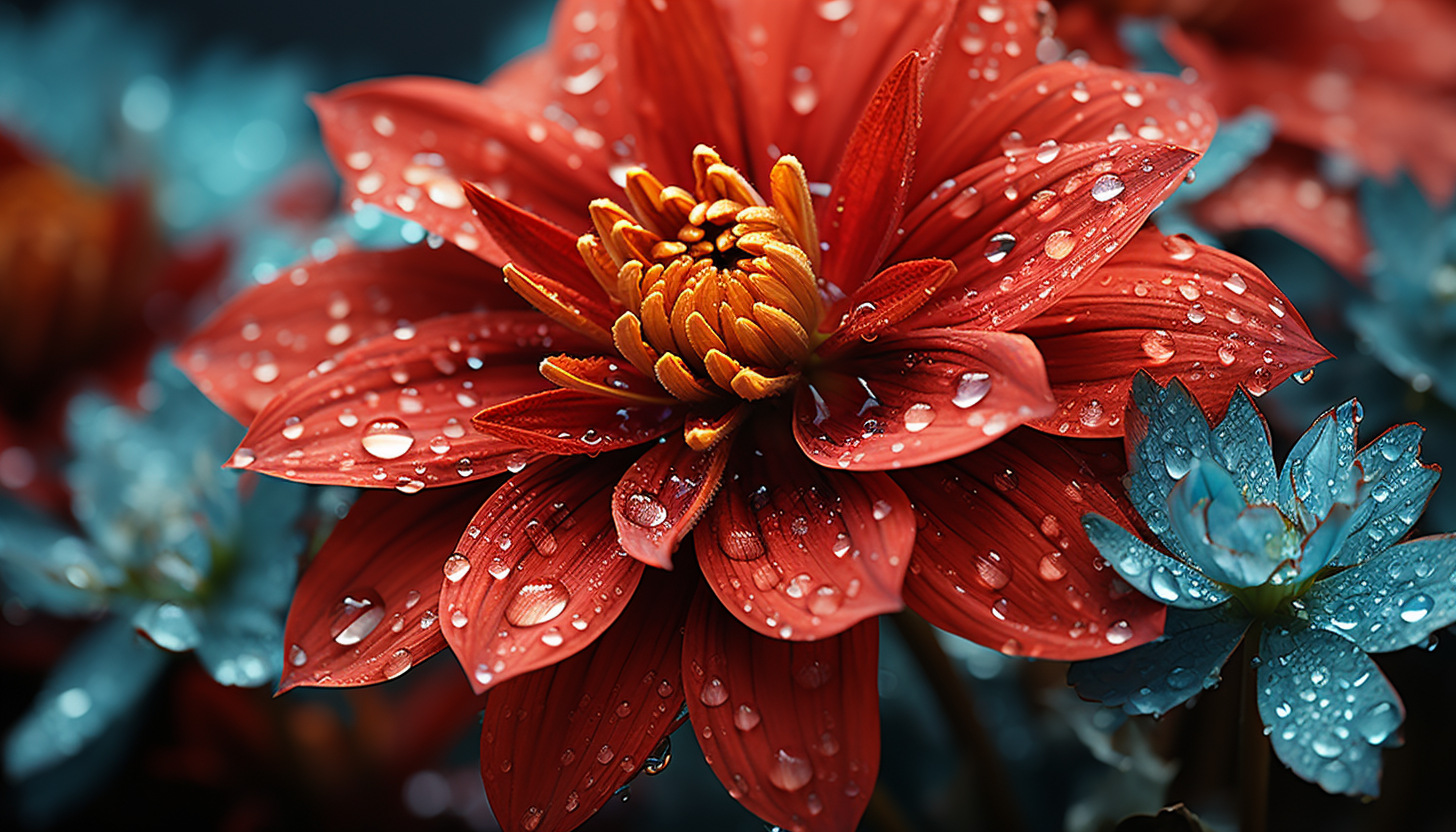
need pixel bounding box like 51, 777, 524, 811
1297, 503, 1355, 578
4, 617, 167, 779
1359, 174, 1445, 304
195, 605, 284, 688
1330, 423, 1440, 568
133, 601, 202, 652
1166, 459, 1293, 588
1257, 620, 1402, 797
1279, 400, 1360, 527
1124, 375, 1279, 556
1082, 514, 1231, 609
1303, 534, 1456, 653
1069, 603, 1251, 717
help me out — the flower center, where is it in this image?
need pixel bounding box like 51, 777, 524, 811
579, 145, 823, 403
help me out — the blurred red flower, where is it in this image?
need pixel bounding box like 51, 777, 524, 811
180, 1, 1327, 829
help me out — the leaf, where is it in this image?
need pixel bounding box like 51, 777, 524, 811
1068, 603, 1250, 717
1257, 620, 1403, 797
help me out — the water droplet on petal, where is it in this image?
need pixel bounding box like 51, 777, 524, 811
768, 749, 814, 791
1091, 174, 1126, 202
504, 579, 570, 626
330, 591, 385, 645
361, 420, 415, 459
443, 553, 471, 582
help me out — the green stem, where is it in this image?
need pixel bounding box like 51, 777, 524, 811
1237, 624, 1269, 832
890, 611, 1026, 832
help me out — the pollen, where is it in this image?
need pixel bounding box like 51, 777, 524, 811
578, 145, 823, 404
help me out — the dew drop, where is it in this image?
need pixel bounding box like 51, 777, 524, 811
1140, 329, 1175, 364
1038, 553, 1067, 581
734, 704, 761, 731
361, 420, 416, 459
1043, 230, 1075, 259
1105, 620, 1133, 645
624, 493, 668, 527
1091, 174, 1126, 202
383, 648, 413, 679
983, 232, 1016, 263
329, 591, 385, 645
872, 499, 893, 520
700, 676, 729, 707
505, 579, 570, 626
443, 553, 471, 583
768, 749, 814, 791
903, 403, 936, 432
953, 372, 992, 408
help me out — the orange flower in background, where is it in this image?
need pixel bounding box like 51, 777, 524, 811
1058, 0, 1456, 277
179, 1, 1328, 829
0, 129, 222, 504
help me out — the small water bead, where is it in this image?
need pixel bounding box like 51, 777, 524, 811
1355, 701, 1400, 744
903, 403, 936, 432
1035, 139, 1061, 163
505, 579, 571, 626
456, 458, 474, 477
338, 409, 359, 428
1043, 230, 1075, 259
540, 627, 565, 647
1079, 400, 1104, 427
1105, 620, 1133, 645
1163, 234, 1197, 261
1038, 553, 1067, 581
975, 552, 1010, 590
816, 0, 854, 21
443, 553, 471, 582
807, 585, 843, 615
289, 644, 307, 667
734, 704, 761, 731
953, 372, 991, 408
768, 749, 814, 792
451, 609, 469, 628
1399, 593, 1433, 623
1088, 173, 1126, 203
252, 361, 280, 384
1149, 568, 1180, 602
1224, 272, 1248, 294
700, 677, 729, 706
361, 420, 416, 459
232, 448, 256, 467
624, 493, 668, 527
872, 500, 894, 520
993, 467, 1018, 491
282, 416, 304, 440
429, 436, 451, 454
383, 648, 413, 679
1186, 305, 1206, 325
330, 591, 385, 645
983, 232, 1016, 264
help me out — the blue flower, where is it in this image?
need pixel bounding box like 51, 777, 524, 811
1346, 174, 1456, 407
0, 356, 326, 781
1069, 372, 1454, 796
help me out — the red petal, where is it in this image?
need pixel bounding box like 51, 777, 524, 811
912, 62, 1216, 205
464, 182, 607, 301
818, 52, 921, 298
312, 76, 615, 260
479, 566, 694, 832
619, 0, 748, 182
1190, 145, 1370, 281
817, 258, 955, 357
894, 429, 1166, 660
232, 311, 570, 488
473, 388, 684, 455
795, 328, 1055, 471
897, 140, 1201, 332
179, 243, 520, 423
683, 585, 879, 832
539, 355, 673, 404
722, 1, 950, 180
915, 0, 1054, 183
279, 486, 490, 692
613, 432, 734, 570
1020, 226, 1332, 438
441, 456, 646, 693
696, 432, 913, 641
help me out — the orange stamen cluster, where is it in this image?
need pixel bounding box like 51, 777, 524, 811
579, 145, 824, 404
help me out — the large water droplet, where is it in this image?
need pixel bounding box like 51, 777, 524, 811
983, 232, 1016, 264
700, 676, 729, 707
443, 553, 471, 583
330, 591, 385, 645
1091, 174, 1126, 202
1399, 593, 1433, 623
383, 648, 413, 679
361, 420, 415, 459
734, 703, 761, 731
953, 372, 992, 408
903, 403, 936, 433
504, 579, 570, 626
624, 493, 668, 527
1140, 329, 1176, 364
768, 749, 814, 791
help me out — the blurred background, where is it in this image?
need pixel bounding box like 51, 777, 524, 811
2, 1, 1455, 831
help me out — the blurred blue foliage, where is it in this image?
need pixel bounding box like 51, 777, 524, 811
1071, 374, 1456, 797
0, 357, 321, 782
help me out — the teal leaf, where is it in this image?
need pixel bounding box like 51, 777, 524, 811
1083, 513, 1230, 609
1303, 534, 1456, 653
1257, 620, 1402, 796
1068, 603, 1251, 717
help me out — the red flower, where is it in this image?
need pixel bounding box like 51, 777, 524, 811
180, 1, 1328, 829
